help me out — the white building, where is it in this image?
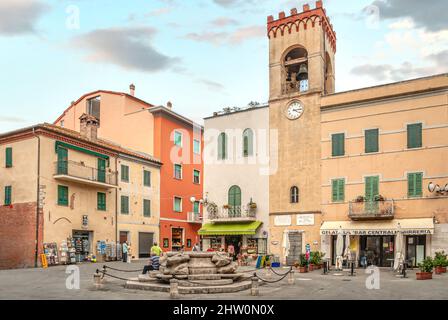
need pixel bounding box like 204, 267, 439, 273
200, 104, 270, 258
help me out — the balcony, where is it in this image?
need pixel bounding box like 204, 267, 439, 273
187, 212, 203, 224
53, 161, 118, 189
349, 200, 395, 221
208, 205, 257, 222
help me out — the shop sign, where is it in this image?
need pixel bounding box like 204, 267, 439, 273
321, 229, 433, 236
296, 214, 314, 226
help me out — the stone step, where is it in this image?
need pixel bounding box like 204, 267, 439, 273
179, 279, 233, 287
178, 281, 252, 294
220, 273, 245, 280
125, 281, 170, 292
138, 275, 158, 282
188, 274, 222, 280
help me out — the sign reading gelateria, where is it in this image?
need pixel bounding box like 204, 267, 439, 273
321, 229, 433, 236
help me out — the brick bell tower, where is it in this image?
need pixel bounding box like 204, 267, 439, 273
268, 1, 337, 258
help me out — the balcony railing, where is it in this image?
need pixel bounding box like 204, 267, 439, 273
54, 161, 118, 188
349, 200, 395, 220
187, 212, 203, 224
208, 205, 257, 222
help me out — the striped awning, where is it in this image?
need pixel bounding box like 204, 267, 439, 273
199, 221, 262, 236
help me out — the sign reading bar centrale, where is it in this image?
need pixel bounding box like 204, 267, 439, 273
321, 229, 433, 236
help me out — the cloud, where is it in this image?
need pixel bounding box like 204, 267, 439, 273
0, 116, 26, 124
0, 0, 50, 36
184, 25, 264, 46
145, 7, 173, 17
368, 0, 448, 32
210, 17, 239, 27
196, 79, 225, 91
72, 27, 179, 73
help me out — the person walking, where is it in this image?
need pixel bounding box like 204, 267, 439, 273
122, 241, 128, 263
150, 242, 163, 257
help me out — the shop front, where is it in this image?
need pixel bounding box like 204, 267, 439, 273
321, 218, 434, 268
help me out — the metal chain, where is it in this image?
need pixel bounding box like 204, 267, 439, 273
96, 269, 130, 282
102, 265, 143, 273
254, 267, 293, 283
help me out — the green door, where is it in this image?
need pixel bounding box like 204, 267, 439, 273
365, 176, 379, 213
97, 158, 106, 183
228, 186, 241, 217
57, 147, 68, 175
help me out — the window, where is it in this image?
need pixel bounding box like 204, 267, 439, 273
174, 131, 182, 147
228, 186, 241, 207
174, 197, 182, 212
121, 196, 129, 214
5, 147, 12, 168
121, 165, 129, 182
218, 132, 227, 160
143, 170, 151, 187
97, 192, 106, 211
57, 147, 68, 175
193, 139, 201, 155
193, 170, 200, 184
365, 129, 379, 153
365, 176, 380, 201
143, 199, 151, 217
163, 238, 169, 248
290, 186, 299, 203
174, 164, 182, 180
408, 173, 423, 198
332, 179, 345, 202
407, 123, 422, 149
97, 158, 106, 183
4, 186, 12, 206
193, 201, 200, 214
243, 129, 254, 157
58, 185, 69, 206
332, 133, 345, 157
87, 96, 101, 121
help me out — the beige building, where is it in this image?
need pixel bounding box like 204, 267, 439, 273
0, 115, 161, 269
266, 2, 448, 266
201, 104, 270, 256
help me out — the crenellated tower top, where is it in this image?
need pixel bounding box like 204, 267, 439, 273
267, 0, 336, 53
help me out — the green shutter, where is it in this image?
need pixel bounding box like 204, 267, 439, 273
218, 133, 227, 160
407, 123, 422, 149
97, 192, 106, 211
365, 129, 379, 153
332, 180, 339, 202
365, 176, 379, 201
5, 148, 12, 168
121, 196, 129, 214
408, 173, 423, 197
144, 170, 151, 187
332, 179, 345, 202
4, 186, 12, 205
228, 186, 241, 206
332, 133, 345, 157
97, 158, 106, 183
121, 165, 129, 182
57, 147, 68, 174
143, 199, 151, 217
194, 201, 200, 213
58, 185, 68, 206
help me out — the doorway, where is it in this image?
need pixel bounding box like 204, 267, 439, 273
138, 232, 154, 258
360, 236, 395, 267
286, 232, 302, 266
119, 231, 129, 244
225, 236, 243, 257
406, 235, 426, 267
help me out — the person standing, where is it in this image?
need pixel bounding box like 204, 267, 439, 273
127, 243, 132, 263
192, 243, 201, 252
150, 242, 163, 257
227, 243, 235, 260
122, 241, 128, 263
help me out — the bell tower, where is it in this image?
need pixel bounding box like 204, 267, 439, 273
268, 1, 336, 257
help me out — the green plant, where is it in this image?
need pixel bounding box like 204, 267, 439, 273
433, 251, 448, 267
355, 196, 365, 203
299, 254, 308, 267
374, 195, 385, 202
418, 257, 434, 273
310, 251, 325, 265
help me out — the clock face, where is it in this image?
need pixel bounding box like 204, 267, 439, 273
286, 101, 304, 120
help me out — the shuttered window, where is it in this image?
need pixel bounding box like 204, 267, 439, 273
174, 197, 182, 212
121, 196, 129, 214
365, 176, 380, 201
218, 132, 227, 160
174, 131, 182, 147
228, 186, 242, 207
58, 185, 69, 206
408, 173, 423, 198
193, 170, 200, 184
193, 201, 200, 214
332, 179, 345, 202
4, 186, 12, 206
365, 129, 379, 153
331, 133, 345, 157
97, 192, 106, 211
143, 199, 151, 217
243, 129, 254, 157
143, 170, 151, 187
407, 123, 422, 149
174, 164, 182, 179
121, 165, 129, 182
5, 148, 12, 168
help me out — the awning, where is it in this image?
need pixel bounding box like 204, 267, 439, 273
320, 218, 434, 236
199, 221, 262, 236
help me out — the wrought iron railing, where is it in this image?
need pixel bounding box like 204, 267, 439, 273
54, 161, 117, 186
208, 205, 257, 221
187, 212, 202, 223
349, 200, 394, 220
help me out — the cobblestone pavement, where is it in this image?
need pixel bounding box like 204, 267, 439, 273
0, 260, 447, 300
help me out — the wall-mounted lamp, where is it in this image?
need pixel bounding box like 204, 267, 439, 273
428, 182, 448, 195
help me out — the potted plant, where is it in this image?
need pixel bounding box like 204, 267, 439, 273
296, 254, 308, 273
355, 196, 365, 203
309, 252, 322, 270
374, 195, 385, 202
417, 257, 434, 280
433, 251, 447, 274
223, 204, 231, 209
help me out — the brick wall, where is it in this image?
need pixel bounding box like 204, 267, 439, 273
0, 202, 43, 270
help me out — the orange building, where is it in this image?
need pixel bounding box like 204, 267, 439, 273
54, 86, 203, 253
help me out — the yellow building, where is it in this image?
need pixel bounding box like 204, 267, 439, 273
267, 2, 448, 266
0, 115, 161, 269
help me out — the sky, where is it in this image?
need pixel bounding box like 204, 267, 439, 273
0, 0, 447, 132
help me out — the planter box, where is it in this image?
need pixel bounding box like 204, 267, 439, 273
416, 272, 433, 280
435, 266, 447, 274
309, 264, 315, 271
298, 266, 308, 273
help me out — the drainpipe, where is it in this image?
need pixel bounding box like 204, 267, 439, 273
115, 157, 118, 253
33, 128, 41, 268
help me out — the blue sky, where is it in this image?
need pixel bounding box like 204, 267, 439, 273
0, 0, 447, 132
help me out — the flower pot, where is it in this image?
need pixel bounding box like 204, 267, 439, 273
416, 272, 433, 280
298, 266, 308, 273
435, 266, 447, 274
309, 264, 315, 271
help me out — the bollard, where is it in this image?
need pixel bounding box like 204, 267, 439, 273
323, 261, 328, 275
93, 273, 103, 288
288, 269, 295, 285
251, 277, 259, 296
170, 279, 180, 299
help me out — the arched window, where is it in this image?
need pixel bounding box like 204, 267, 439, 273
228, 185, 242, 207
283, 47, 309, 94
290, 186, 299, 203
218, 132, 227, 160
243, 128, 254, 157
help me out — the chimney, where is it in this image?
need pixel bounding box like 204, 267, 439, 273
79, 113, 99, 142
129, 83, 135, 96
167, 101, 173, 109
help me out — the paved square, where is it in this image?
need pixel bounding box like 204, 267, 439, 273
0, 261, 447, 300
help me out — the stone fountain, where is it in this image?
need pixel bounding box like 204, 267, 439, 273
125, 252, 254, 294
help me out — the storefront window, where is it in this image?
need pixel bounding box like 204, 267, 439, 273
172, 228, 183, 251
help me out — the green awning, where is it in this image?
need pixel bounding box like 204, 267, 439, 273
199, 221, 262, 236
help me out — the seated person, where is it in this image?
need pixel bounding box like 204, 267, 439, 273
142, 253, 160, 275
